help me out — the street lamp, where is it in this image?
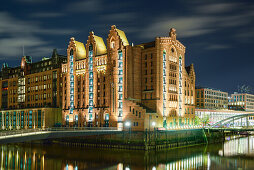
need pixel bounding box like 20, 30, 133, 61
125, 121, 131, 140
125, 121, 131, 127
152, 122, 156, 127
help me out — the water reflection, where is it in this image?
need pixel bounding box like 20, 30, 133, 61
0, 136, 254, 170
219, 136, 254, 157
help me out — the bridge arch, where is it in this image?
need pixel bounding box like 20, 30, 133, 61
210, 113, 254, 128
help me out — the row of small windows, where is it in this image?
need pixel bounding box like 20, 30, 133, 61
130, 107, 142, 118
169, 72, 177, 78
169, 95, 177, 101
169, 79, 177, 85
144, 53, 153, 60
96, 58, 107, 66
185, 90, 193, 96
185, 98, 194, 105
169, 64, 177, 70
27, 74, 53, 84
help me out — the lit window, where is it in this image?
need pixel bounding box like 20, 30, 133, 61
89, 93, 93, 99
71, 75, 74, 81
119, 94, 123, 100
89, 86, 93, 92
119, 86, 123, 92
119, 102, 123, 108
111, 41, 115, 49
119, 77, 123, 84
119, 62, 123, 68
89, 72, 93, 78
89, 79, 93, 85
118, 53, 123, 60
119, 70, 123, 75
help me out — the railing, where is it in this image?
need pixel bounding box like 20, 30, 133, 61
44, 127, 118, 131
0, 127, 119, 138
0, 128, 45, 138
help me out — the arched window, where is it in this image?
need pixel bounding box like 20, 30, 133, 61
111, 41, 115, 49
70, 49, 73, 56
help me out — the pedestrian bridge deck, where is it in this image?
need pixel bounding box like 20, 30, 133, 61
0, 127, 121, 144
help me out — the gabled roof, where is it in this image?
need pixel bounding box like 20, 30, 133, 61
75, 41, 86, 60
116, 28, 129, 46
94, 35, 107, 55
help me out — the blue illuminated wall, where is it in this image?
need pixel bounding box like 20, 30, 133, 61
162, 50, 167, 127
69, 49, 74, 115
179, 56, 183, 116
88, 44, 94, 123
118, 50, 123, 122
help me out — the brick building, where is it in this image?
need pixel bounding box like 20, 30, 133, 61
228, 93, 254, 112
62, 25, 195, 130
0, 49, 66, 130
195, 87, 228, 110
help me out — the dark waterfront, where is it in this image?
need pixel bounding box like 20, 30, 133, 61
1, 136, 254, 170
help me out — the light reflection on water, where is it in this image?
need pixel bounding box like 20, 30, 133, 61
0, 136, 254, 170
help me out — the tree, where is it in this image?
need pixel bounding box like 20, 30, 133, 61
194, 115, 210, 126
237, 84, 253, 94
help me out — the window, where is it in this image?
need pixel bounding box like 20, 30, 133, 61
89, 79, 93, 85
118, 53, 123, 60
119, 94, 123, 100
89, 93, 93, 99
119, 70, 123, 75
119, 77, 123, 84
119, 62, 123, 68
29, 110, 32, 128
119, 86, 123, 92
89, 86, 93, 92
111, 41, 115, 49
119, 102, 122, 108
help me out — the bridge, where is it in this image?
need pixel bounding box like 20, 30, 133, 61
209, 113, 254, 129
0, 127, 121, 144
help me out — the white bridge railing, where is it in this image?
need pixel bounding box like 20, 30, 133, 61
0, 127, 119, 138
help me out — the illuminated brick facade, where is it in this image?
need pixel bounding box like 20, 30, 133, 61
195, 87, 228, 110
0, 50, 65, 129
229, 93, 254, 112
62, 26, 195, 130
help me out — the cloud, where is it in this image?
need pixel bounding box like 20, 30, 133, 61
0, 12, 76, 35
141, 16, 215, 39
140, 2, 254, 40
195, 3, 239, 14
205, 44, 231, 50
99, 12, 136, 22
0, 36, 47, 58
31, 12, 65, 18
0, 12, 75, 59
68, 0, 102, 13
16, 0, 50, 3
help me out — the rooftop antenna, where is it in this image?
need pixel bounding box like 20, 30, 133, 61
22, 45, 25, 56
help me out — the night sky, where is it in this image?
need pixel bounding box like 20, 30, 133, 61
0, 0, 253, 94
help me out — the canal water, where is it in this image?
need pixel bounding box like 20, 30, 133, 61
1, 136, 254, 170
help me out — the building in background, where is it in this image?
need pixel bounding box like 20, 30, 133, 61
0, 49, 66, 130
195, 108, 254, 126
195, 87, 228, 110
62, 25, 195, 130
228, 93, 254, 112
